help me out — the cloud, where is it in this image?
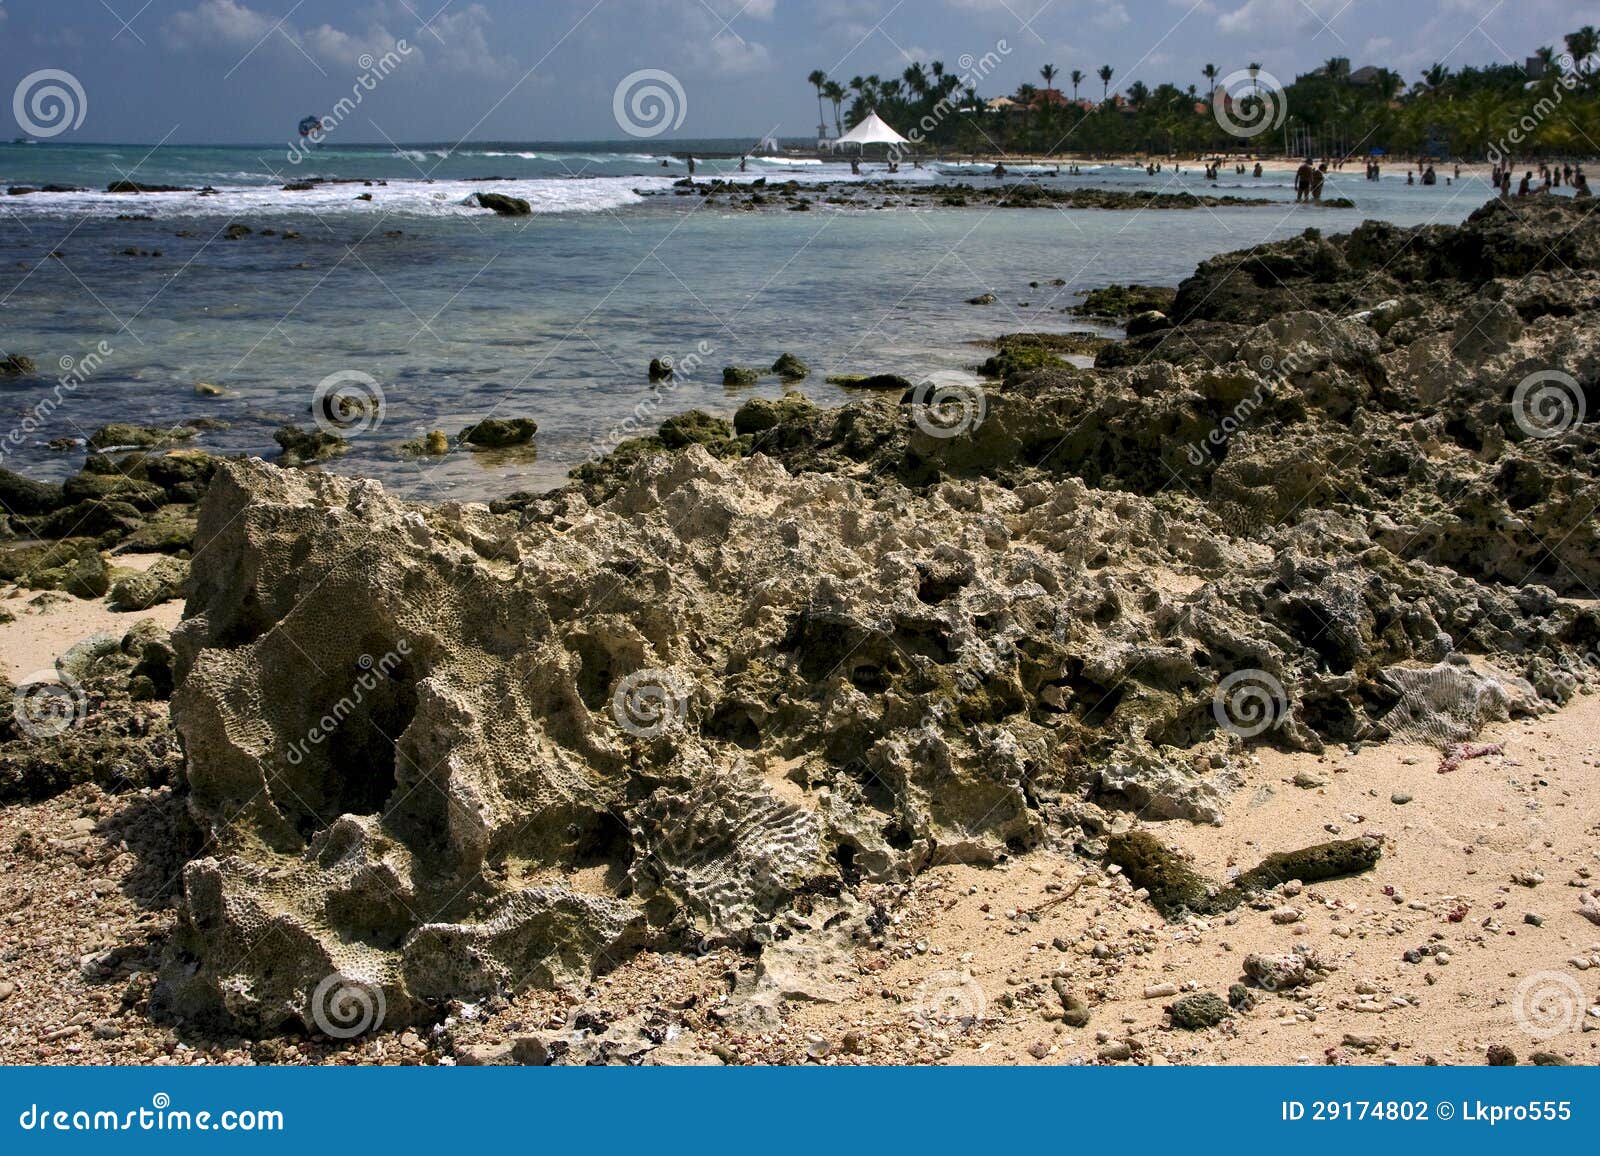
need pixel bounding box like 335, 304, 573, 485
162, 0, 512, 75
1216, 0, 1348, 38
164, 0, 275, 52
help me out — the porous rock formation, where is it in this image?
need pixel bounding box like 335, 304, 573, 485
158, 197, 1600, 1034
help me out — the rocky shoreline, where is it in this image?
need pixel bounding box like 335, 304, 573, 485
2, 196, 1598, 1064
643, 177, 1356, 212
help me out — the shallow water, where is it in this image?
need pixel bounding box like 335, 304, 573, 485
0, 142, 1517, 500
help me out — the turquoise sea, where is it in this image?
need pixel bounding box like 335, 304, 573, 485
0, 141, 1516, 499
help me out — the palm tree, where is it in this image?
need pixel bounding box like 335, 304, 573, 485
824, 80, 846, 137
1421, 63, 1450, 93
1127, 80, 1150, 109
1098, 64, 1114, 102
1372, 68, 1404, 103
1324, 57, 1351, 83
1248, 62, 1261, 95
1041, 63, 1058, 92
1566, 25, 1599, 65
808, 69, 829, 138
1070, 69, 1085, 103
1567, 26, 1599, 88
1202, 63, 1219, 101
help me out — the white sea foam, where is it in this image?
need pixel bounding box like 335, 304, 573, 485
0, 176, 674, 219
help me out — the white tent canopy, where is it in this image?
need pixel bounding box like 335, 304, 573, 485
835, 111, 910, 147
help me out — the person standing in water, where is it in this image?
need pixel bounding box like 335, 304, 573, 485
1295, 160, 1314, 202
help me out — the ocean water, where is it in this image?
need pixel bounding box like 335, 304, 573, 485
0, 142, 1512, 501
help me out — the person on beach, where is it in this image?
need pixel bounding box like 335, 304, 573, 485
992, 162, 1007, 179
850, 157, 860, 175
739, 155, 747, 172
1519, 171, 1534, 197
1312, 163, 1327, 202
687, 156, 696, 183
1575, 170, 1592, 198
1253, 162, 1263, 178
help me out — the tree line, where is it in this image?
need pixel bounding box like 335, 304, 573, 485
807, 26, 1600, 159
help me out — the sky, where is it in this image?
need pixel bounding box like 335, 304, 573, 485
2, 0, 1599, 144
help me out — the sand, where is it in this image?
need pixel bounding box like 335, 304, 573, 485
0, 555, 184, 682
1, 579, 1595, 1066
